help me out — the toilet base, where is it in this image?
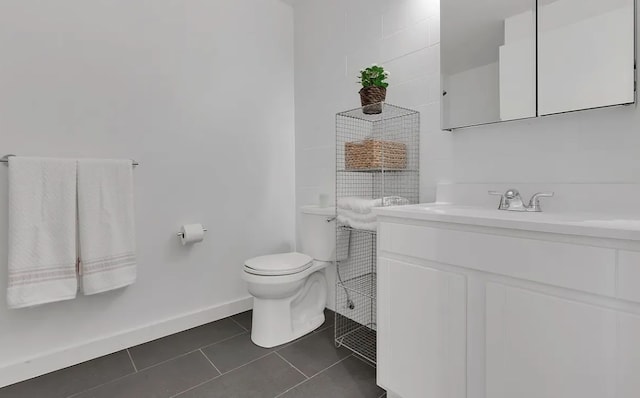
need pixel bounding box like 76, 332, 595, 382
251, 307, 325, 348
249, 270, 328, 348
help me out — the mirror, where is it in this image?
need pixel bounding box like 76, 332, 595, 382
442, 0, 636, 130
442, 0, 537, 129
538, 0, 636, 115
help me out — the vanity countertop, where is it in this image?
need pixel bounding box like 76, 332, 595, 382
374, 203, 640, 241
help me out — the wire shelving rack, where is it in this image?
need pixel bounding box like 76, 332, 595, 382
335, 103, 420, 364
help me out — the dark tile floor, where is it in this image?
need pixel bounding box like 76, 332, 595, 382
0, 309, 385, 398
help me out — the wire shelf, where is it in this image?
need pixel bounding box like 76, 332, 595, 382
338, 273, 376, 299
335, 313, 377, 364
339, 225, 377, 235
335, 103, 420, 365
337, 168, 419, 173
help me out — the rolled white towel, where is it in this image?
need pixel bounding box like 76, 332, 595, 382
338, 208, 377, 223
337, 196, 410, 214
337, 197, 379, 213
337, 215, 378, 231
383, 196, 410, 207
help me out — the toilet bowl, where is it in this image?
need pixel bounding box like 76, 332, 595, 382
243, 205, 336, 348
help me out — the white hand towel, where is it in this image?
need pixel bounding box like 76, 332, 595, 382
337, 197, 380, 214
337, 215, 378, 232
338, 208, 377, 224
77, 159, 136, 295
7, 157, 78, 308
337, 196, 410, 214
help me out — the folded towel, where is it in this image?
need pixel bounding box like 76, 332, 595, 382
337, 197, 378, 214
338, 208, 377, 224
337, 196, 410, 214
78, 159, 137, 295
337, 215, 377, 231
7, 157, 78, 308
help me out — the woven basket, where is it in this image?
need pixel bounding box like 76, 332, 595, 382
359, 86, 386, 114
345, 139, 406, 170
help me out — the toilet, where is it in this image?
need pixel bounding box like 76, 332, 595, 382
243, 205, 335, 348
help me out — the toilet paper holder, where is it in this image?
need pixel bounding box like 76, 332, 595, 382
177, 227, 208, 238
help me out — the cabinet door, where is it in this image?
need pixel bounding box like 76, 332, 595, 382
378, 258, 467, 398
486, 283, 640, 398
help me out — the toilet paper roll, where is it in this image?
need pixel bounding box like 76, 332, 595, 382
180, 224, 206, 245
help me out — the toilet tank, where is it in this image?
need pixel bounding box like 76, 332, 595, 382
300, 205, 336, 262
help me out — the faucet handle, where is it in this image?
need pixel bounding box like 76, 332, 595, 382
528, 192, 554, 212
489, 190, 509, 210
504, 189, 521, 200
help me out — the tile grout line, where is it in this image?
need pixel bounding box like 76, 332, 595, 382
126, 349, 138, 372
196, 330, 248, 354
274, 351, 309, 379
66, 349, 202, 398
66, 367, 141, 398
169, 373, 222, 398
199, 348, 222, 375
170, 352, 278, 398
68, 331, 247, 398
229, 316, 249, 332
311, 323, 334, 334
273, 354, 354, 398
133, 329, 248, 372
61, 318, 335, 398
351, 352, 377, 369
217, 351, 275, 376
108, 329, 246, 376
274, 323, 333, 353
135, 349, 208, 372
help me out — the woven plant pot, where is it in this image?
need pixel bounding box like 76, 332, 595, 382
359, 86, 387, 114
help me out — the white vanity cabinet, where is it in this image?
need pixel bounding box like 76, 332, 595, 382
376, 211, 640, 398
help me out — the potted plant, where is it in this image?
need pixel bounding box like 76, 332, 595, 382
358, 64, 389, 114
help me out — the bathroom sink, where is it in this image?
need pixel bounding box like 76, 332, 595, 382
374, 203, 640, 241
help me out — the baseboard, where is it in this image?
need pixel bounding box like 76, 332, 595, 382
0, 296, 253, 388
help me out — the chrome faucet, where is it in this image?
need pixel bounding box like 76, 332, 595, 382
489, 189, 554, 212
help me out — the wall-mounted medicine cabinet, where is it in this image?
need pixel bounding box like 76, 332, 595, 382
441, 0, 636, 130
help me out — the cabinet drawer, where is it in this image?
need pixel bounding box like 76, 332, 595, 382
379, 222, 616, 297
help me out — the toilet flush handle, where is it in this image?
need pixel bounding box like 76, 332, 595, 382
326, 216, 337, 222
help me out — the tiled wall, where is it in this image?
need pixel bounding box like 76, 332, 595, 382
294, 0, 441, 212
294, 0, 640, 308
293, 0, 442, 308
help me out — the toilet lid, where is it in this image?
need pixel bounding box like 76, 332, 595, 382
244, 252, 313, 276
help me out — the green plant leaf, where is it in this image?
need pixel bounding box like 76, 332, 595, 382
358, 64, 390, 88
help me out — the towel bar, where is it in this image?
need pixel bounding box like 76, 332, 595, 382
1, 154, 139, 166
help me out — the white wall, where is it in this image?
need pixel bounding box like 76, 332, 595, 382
0, 0, 295, 385
293, 0, 640, 308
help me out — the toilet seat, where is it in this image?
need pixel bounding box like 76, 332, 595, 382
244, 252, 313, 276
